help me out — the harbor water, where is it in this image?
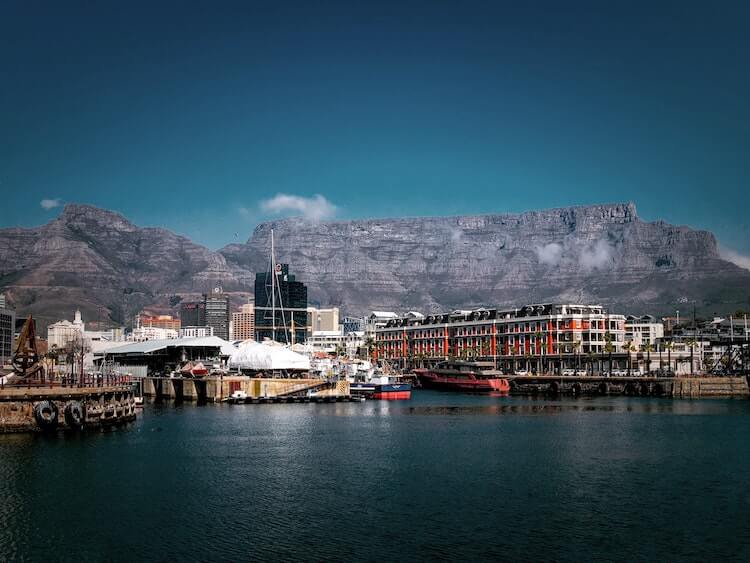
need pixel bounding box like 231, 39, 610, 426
2, 392, 750, 561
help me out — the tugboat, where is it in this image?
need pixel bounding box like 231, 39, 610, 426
414, 360, 510, 393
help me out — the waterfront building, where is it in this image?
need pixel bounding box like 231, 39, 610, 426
254, 263, 308, 344
179, 326, 215, 339
232, 303, 255, 341
374, 303, 626, 372
0, 297, 15, 366
365, 311, 398, 340
136, 313, 181, 331
204, 289, 230, 341
131, 326, 178, 341
47, 310, 86, 349
625, 315, 664, 348
305, 330, 365, 357
180, 301, 206, 328
306, 307, 340, 335
342, 316, 366, 334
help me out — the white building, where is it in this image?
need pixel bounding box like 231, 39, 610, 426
625, 315, 664, 348
180, 326, 215, 339
47, 310, 86, 349
304, 330, 365, 358
131, 326, 178, 342
365, 311, 398, 339
307, 307, 340, 335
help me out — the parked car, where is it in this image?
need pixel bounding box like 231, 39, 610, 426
561, 369, 576, 376
515, 370, 529, 376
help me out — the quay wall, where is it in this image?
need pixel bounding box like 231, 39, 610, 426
142, 376, 343, 402
0, 386, 136, 433
670, 377, 749, 398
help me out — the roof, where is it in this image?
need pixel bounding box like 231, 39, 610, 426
102, 336, 236, 356
370, 311, 398, 318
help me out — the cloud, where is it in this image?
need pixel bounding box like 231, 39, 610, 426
536, 242, 563, 266
40, 198, 62, 210
238, 207, 251, 217
579, 239, 614, 270
260, 193, 337, 221
720, 245, 750, 271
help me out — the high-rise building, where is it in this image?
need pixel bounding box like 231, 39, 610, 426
180, 301, 206, 328
232, 303, 255, 341
0, 295, 15, 366
254, 263, 307, 343
204, 289, 230, 341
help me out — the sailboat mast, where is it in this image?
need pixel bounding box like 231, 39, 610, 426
271, 228, 276, 342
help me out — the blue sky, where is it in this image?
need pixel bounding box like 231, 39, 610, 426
1, 1, 748, 259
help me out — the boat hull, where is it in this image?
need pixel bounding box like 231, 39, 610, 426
372, 383, 411, 400
416, 371, 509, 393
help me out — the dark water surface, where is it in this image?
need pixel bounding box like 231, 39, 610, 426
2, 392, 750, 562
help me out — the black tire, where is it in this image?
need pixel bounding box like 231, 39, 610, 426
34, 400, 59, 431
64, 401, 85, 428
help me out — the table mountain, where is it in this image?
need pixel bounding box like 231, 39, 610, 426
1, 202, 748, 329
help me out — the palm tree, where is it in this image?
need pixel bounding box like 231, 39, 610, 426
364, 336, 375, 361
686, 338, 697, 376
604, 332, 614, 377
587, 350, 596, 376
665, 341, 674, 375
644, 343, 654, 375
623, 341, 634, 376
572, 339, 582, 375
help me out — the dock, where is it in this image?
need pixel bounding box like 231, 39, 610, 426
508, 375, 750, 398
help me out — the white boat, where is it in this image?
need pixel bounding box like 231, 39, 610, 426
228, 390, 248, 404
134, 396, 145, 408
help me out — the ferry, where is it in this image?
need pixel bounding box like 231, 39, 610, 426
414, 361, 510, 393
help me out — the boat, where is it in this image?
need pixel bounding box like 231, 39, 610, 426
414, 361, 510, 393
134, 396, 144, 408
228, 390, 248, 404
349, 373, 412, 400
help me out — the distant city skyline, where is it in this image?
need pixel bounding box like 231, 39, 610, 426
1, 1, 749, 261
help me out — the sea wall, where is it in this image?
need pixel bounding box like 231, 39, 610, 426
142, 376, 338, 402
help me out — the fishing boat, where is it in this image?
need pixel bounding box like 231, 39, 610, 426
349, 373, 412, 400
414, 360, 510, 393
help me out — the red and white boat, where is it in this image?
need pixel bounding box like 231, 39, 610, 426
415, 361, 510, 393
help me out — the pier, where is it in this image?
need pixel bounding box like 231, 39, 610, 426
0, 385, 137, 432
141, 376, 353, 402
508, 375, 750, 398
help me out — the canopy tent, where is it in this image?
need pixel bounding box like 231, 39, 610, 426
228, 341, 311, 371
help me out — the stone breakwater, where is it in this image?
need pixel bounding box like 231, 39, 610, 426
0, 386, 136, 433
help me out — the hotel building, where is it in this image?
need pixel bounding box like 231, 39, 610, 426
374, 303, 626, 371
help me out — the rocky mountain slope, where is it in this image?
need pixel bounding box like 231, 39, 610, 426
1, 202, 748, 328
221, 202, 750, 316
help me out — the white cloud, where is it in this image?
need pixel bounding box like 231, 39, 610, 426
238, 207, 251, 217
720, 246, 750, 271
579, 239, 614, 271
536, 242, 563, 266
259, 193, 337, 221
40, 198, 62, 210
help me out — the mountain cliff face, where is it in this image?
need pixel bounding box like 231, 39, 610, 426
220, 203, 750, 316
1, 202, 748, 328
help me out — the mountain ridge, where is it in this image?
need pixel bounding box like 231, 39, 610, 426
1, 202, 748, 328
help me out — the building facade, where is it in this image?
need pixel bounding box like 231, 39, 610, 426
625, 315, 664, 348
254, 263, 308, 343
136, 313, 181, 331
232, 303, 255, 341
179, 326, 215, 338
375, 303, 626, 372
307, 307, 340, 335
180, 301, 206, 328
47, 310, 86, 349
204, 290, 230, 340
0, 296, 15, 366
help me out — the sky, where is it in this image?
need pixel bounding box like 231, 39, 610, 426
1, 0, 749, 259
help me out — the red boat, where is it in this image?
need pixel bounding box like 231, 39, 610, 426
415, 361, 510, 393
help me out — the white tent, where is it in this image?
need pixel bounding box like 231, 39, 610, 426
228, 341, 311, 371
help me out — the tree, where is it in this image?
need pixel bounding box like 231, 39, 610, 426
644, 344, 654, 375
604, 332, 614, 377
623, 341, 634, 376
364, 336, 375, 361
665, 341, 674, 375
572, 339, 582, 375
686, 338, 697, 376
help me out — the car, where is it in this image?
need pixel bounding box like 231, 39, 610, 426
561, 369, 576, 376
515, 370, 529, 376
